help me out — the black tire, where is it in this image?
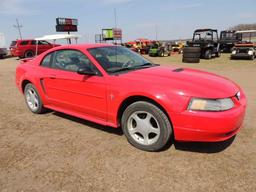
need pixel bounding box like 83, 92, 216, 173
183, 52, 201, 58
250, 55, 255, 60
24, 83, 46, 114
182, 57, 200, 63
121, 101, 172, 152
183, 47, 201, 54
216, 51, 221, 57
204, 49, 212, 59
24, 50, 34, 58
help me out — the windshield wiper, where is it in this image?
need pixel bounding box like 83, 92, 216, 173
109, 67, 133, 73
133, 62, 153, 68
110, 63, 156, 74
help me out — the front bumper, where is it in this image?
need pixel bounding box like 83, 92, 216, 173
172, 93, 246, 142
231, 53, 253, 59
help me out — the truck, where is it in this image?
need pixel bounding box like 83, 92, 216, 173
185, 29, 220, 59
219, 30, 242, 53
0, 33, 8, 59
230, 30, 256, 60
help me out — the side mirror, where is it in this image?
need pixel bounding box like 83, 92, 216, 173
77, 67, 98, 76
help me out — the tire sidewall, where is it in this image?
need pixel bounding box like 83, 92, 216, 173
24, 83, 44, 114
24, 50, 34, 58
121, 101, 172, 151
205, 49, 212, 59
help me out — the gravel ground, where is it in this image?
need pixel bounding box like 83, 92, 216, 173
0, 54, 255, 192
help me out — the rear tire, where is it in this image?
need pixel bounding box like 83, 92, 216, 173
24, 50, 34, 58
216, 51, 221, 57
24, 83, 46, 114
121, 101, 172, 152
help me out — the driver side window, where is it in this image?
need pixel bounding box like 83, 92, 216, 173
51, 50, 98, 73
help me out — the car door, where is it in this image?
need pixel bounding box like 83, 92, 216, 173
41, 49, 107, 121
37, 40, 53, 54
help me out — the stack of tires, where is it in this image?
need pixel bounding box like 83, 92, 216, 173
182, 47, 201, 63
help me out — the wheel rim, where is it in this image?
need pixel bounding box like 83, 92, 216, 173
25, 51, 33, 58
127, 111, 160, 146
25, 87, 39, 111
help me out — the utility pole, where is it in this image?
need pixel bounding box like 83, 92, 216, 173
155, 24, 158, 41
114, 8, 117, 29
13, 19, 23, 39
114, 8, 117, 44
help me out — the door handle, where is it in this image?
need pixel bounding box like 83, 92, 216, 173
49, 74, 56, 79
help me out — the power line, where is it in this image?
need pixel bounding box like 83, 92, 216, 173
13, 19, 23, 39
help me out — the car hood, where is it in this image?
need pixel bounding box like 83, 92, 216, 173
117, 66, 239, 98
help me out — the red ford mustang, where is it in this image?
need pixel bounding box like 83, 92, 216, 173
16, 44, 246, 151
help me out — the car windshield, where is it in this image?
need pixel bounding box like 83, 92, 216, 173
193, 31, 213, 41
88, 46, 155, 74
221, 32, 235, 39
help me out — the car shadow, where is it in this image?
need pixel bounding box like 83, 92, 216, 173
52, 111, 123, 136
51, 111, 236, 153
173, 135, 236, 153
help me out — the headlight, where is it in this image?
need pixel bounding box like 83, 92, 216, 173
232, 50, 236, 55
188, 98, 234, 111
248, 50, 253, 55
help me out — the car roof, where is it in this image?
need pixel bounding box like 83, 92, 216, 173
194, 29, 217, 32
15, 39, 34, 41
51, 43, 115, 50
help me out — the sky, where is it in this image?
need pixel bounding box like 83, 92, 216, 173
0, 0, 256, 46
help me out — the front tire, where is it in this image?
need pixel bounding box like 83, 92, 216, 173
24, 83, 45, 114
121, 101, 172, 151
204, 49, 212, 59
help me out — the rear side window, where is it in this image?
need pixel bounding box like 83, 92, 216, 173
41, 53, 53, 67
38, 41, 50, 45
20, 41, 29, 46
52, 50, 99, 73
31, 40, 37, 45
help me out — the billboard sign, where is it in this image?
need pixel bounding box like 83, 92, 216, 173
56, 18, 78, 32
102, 29, 114, 40
102, 28, 122, 40
113, 28, 122, 40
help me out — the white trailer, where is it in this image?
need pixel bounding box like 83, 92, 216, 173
0, 33, 8, 59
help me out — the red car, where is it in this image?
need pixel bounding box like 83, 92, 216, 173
10, 39, 59, 58
15, 44, 246, 151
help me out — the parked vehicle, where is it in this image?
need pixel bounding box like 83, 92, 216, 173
231, 42, 256, 60
16, 44, 246, 151
230, 30, 256, 60
219, 30, 242, 53
149, 42, 171, 57
171, 42, 184, 53
10, 39, 59, 58
0, 33, 8, 59
0, 48, 7, 59
186, 29, 221, 59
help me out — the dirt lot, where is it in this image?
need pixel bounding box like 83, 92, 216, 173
0, 54, 255, 192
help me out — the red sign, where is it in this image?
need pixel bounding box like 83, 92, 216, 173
113, 28, 122, 39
